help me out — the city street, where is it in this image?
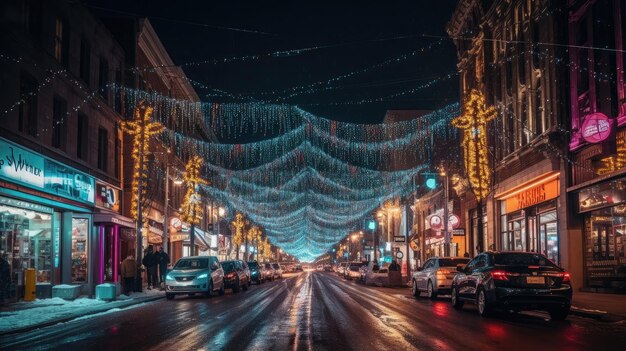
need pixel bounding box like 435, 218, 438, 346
2, 272, 624, 351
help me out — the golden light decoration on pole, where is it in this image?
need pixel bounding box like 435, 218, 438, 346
181, 155, 208, 225
121, 101, 164, 220
231, 212, 246, 259
451, 89, 496, 201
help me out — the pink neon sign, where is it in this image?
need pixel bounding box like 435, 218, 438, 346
581, 113, 612, 143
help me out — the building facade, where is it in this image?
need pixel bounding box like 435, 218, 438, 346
447, 1, 574, 283
0, 0, 127, 298
566, 0, 626, 293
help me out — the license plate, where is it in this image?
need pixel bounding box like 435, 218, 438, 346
526, 276, 545, 284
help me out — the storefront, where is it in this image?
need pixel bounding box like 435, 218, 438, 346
495, 171, 560, 264
576, 176, 626, 293
0, 137, 95, 299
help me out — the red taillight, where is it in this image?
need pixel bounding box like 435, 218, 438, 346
561, 272, 571, 283
490, 270, 510, 281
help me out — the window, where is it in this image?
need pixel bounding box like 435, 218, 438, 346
52, 96, 66, 149
77, 113, 88, 160
19, 71, 38, 136
54, 18, 69, 66
97, 127, 108, 172
80, 40, 90, 85
71, 218, 89, 283
114, 134, 121, 177
23, 0, 42, 41
99, 58, 109, 99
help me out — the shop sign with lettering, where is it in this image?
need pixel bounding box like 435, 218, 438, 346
504, 177, 559, 213
95, 182, 121, 213
581, 112, 612, 144
0, 137, 94, 204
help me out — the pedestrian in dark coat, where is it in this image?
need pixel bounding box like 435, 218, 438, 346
157, 247, 170, 286
142, 245, 158, 289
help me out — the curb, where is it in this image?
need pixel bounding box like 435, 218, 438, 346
570, 306, 626, 322
0, 295, 164, 336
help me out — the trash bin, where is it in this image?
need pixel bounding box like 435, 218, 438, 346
24, 268, 36, 301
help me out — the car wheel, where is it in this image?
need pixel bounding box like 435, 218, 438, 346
477, 288, 492, 317
205, 281, 213, 298
412, 280, 419, 298
427, 281, 437, 299
166, 293, 175, 300
233, 278, 241, 293
549, 306, 570, 321
218, 282, 225, 296
451, 286, 464, 310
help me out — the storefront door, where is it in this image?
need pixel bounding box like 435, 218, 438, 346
539, 211, 558, 263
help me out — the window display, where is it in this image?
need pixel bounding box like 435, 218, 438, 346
0, 203, 53, 287
71, 218, 89, 283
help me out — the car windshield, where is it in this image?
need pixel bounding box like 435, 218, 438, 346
222, 261, 236, 272
264, 263, 272, 269
174, 258, 208, 270
272, 264, 280, 269
438, 258, 470, 267
248, 262, 259, 269
494, 253, 559, 267
348, 264, 363, 271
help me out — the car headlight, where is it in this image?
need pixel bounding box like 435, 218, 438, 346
166, 274, 174, 281
197, 273, 208, 279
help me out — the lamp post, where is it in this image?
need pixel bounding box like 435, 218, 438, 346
441, 170, 450, 257
163, 165, 182, 255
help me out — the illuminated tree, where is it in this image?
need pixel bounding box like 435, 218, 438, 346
452, 89, 496, 252
247, 225, 261, 260
231, 213, 245, 259
121, 101, 164, 221
181, 156, 208, 225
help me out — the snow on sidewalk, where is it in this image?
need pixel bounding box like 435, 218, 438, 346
0, 289, 164, 334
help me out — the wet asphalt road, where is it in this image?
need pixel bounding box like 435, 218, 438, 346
2, 271, 625, 351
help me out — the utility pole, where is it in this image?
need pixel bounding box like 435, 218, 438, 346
163, 166, 169, 255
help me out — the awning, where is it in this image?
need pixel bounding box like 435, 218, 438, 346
93, 213, 135, 228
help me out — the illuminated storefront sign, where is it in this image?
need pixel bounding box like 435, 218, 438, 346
581, 113, 612, 143
496, 172, 560, 213
95, 182, 121, 213
0, 137, 95, 204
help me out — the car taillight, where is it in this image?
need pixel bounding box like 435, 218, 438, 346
560, 272, 571, 283
490, 270, 510, 281
438, 270, 451, 275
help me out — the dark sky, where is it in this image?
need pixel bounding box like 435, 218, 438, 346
86, 0, 459, 123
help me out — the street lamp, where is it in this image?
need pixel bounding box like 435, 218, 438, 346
163, 165, 182, 255
440, 170, 450, 257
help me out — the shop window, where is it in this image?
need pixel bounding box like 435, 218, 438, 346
0, 203, 53, 290
71, 218, 88, 283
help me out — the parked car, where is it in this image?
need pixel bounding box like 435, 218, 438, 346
316, 265, 324, 271
295, 264, 303, 272
337, 262, 348, 276
263, 262, 276, 281
165, 256, 225, 300
240, 260, 252, 288
247, 261, 265, 284
364, 260, 388, 286
323, 264, 332, 272
451, 251, 572, 320
272, 263, 284, 278
358, 263, 369, 281
345, 261, 367, 280
221, 260, 250, 292
412, 257, 470, 299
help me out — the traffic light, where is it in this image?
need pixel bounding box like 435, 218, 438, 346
366, 219, 377, 230
425, 175, 437, 189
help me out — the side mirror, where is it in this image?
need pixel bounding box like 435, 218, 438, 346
211, 263, 219, 270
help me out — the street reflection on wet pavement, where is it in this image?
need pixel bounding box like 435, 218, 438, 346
2, 271, 624, 351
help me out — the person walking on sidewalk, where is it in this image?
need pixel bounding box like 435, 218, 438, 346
121, 254, 137, 295
156, 247, 170, 289
142, 245, 158, 289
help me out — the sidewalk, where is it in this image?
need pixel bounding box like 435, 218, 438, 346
0, 289, 164, 336
570, 291, 626, 322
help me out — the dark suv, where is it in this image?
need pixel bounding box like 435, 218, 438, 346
222, 260, 250, 293
451, 251, 572, 320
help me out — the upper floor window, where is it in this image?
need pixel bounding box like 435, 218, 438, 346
19, 71, 38, 137
77, 112, 89, 160
99, 58, 109, 99
97, 127, 108, 172
80, 40, 91, 85
52, 95, 67, 149
54, 18, 69, 67
23, 0, 42, 42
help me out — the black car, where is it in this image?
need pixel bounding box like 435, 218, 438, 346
222, 260, 249, 293
450, 251, 572, 320
247, 261, 264, 284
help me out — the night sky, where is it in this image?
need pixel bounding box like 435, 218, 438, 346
86, 0, 459, 123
